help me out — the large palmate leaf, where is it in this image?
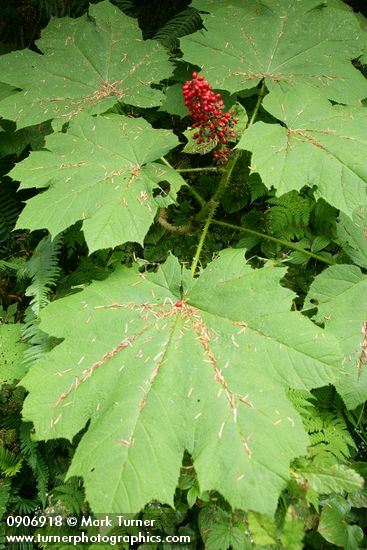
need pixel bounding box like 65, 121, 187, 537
238, 86, 367, 217
180, 0, 367, 104
337, 206, 367, 269
21, 250, 343, 515
0, 1, 173, 129
304, 265, 367, 409
11, 113, 182, 252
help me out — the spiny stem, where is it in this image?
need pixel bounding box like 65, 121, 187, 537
191, 80, 267, 276
184, 185, 206, 207
211, 220, 337, 266
176, 167, 223, 173
191, 207, 216, 276
247, 80, 267, 127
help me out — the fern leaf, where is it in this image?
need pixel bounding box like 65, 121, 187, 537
0, 479, 11, 519
19, 424, 49, 507
18, 235, 62, 318
287, 388, 356, 465
0, 183, 21, 244
154, 8, 202, 51
0, 446, 23, 477
266, 191, 312, 240
111, 0, 137, 17
50, 480, 85, 515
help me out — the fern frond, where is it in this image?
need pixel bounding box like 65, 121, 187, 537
111, 0, 137, 17
250, 178, 268, 202
18, 235, 62, 318
9, 494, 39, 515
0, 446, 23, 477
287, 388, 356, 465
50, 479, 85, 515
154, 8, 202, 51
0, 184, 21, 245
21, 307, 61, 369
19, 424, 49, 507
32, 0, 89, 18
266, 191, 312, 240
0, 479, 11, 519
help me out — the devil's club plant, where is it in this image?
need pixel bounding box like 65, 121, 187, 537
1, 0, 367, 547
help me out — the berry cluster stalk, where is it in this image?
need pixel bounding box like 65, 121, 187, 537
191, 81, 267, 276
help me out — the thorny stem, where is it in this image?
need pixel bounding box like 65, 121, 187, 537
176, 167, 223, 173
191, 80, 267, 276
185, 185, 206, 208
156, 208, 193, 234
212, 220, 337, 266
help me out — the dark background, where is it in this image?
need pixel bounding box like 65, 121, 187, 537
0, 0, 366, 51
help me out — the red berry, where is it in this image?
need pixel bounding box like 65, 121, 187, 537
175, 300, 183, 307
192, 71, 198, 79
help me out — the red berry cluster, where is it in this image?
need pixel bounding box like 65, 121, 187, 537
182, 71, 238, 161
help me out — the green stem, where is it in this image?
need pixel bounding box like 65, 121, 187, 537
248, 80, 267, 127
185, 185, 206, 207
191, 80, 267, 276
176, 167, 223, 173
211, 220, 337, 266
159, 156, 206, 207
191, 213, 214, 276
159, 156, 173, 169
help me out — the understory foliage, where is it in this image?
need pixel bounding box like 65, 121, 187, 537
1, 0, 367, 548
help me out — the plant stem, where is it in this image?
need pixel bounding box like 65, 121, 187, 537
191, 80, 267, 276
159, 156, 206, 207
159, 156, 173, 169
176, 167, 222, 173
191, 212, 214, 276
211, 220, 337, 266
247, 80, 267, 127
185, 185, 206, 207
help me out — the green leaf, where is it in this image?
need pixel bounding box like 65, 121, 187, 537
295, 463, 364, 495
183, 127, 218, 155
180, 0, 367, 103
337, 205, 367, 269
182, 104, 246, 155
160, 83, 189, 118
247, 511, 278, 546
0, 120, 51, 157
280, 506, 305, 550
0, 1, 173, 129
0, 324, 27, 386
0, 479, 11, 519
238, 86, 367, 217
318, 496, 364, 550
21, 250, 343, 515
304, 265, 367, 409
199, 506, 250, 550
348, 463, 367, 508
11, 113, 182, 252
187, 484, 200, 508
0, 446, 23, 477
